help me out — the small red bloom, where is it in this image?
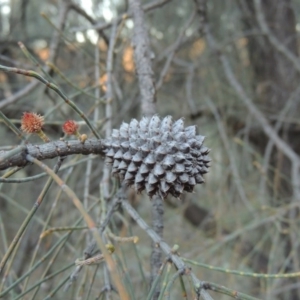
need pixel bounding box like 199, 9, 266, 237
21, 112, 44, 134
62, 120, 79, 135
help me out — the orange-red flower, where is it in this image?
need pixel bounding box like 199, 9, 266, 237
21, 112, 44, 134
62, 120, 79, 135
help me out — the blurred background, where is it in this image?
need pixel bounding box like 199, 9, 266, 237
0, 0, 300, 299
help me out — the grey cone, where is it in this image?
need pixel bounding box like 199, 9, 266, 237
103, 116, 211, 198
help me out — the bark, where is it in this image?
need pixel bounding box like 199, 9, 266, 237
130, 0, 157, 117
0, 139, 105, 171
129, 1, 162, 298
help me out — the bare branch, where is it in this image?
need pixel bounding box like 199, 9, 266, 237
130, 0, 156, 116
101, 20, 119, 298
70, 0, 173, 33
0, 1, 71, 110
193, 0, 207, 37
0, 81, 39, 110
203, 27, 300, 200
121, 199, 215, 300
253, 0, 300, 74
129, 0, 161, 297
205, 97, 254, 212
202, 282, 259, 300
69, 2, 109, 45
0, 139, 105, 171
156, 12, 196, 90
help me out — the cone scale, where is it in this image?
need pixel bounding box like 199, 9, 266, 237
103, 116, 210, 198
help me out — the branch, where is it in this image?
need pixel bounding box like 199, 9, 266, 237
0, 139, 105, 171
193, 0, 207, 37
121, 199, 215, 300
101, 20, 119, 298
129, 0, 161, 297
202, 282, 260, 300
156, 11, 196, 90
69, 2, 109, 45
130, 0, 156, 116
0, 1, 70, 110
201, 20, 300, 201
0, 157, 64, 276
122, 199, 261, 299
253, 0, 300, 74
70, 0, 173, 33
205, 97, 254, 212
25, 154, 129, 300
0, 81, 39, 110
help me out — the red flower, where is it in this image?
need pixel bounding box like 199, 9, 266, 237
21, 112, 44, 134
62, 120, 79, 135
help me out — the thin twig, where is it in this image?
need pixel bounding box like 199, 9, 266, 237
25, 154, 129, 300
0, 200, 99, 298
0, 111, 25, 141
205, 30, 300, 201
0, 157, 64, 276
69, 2, 109, 45
0, 81, 39, 110
71, 0, 173, 33
163, 268, 185, 300
253, 0, 300, 74
183, 257, 300, 279
0, 156, 93, 183
156, 11, 196, 90
259, 85, 300, 196
205, 97, 254, 212
202, 282, 260, 300
121, 199, 214, 300
0, 1, 70, 110
65, 192, 124, 291
0, 64, 100, 138
102, 20, 119, 300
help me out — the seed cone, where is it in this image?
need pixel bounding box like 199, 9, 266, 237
103, 116, 210, 198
